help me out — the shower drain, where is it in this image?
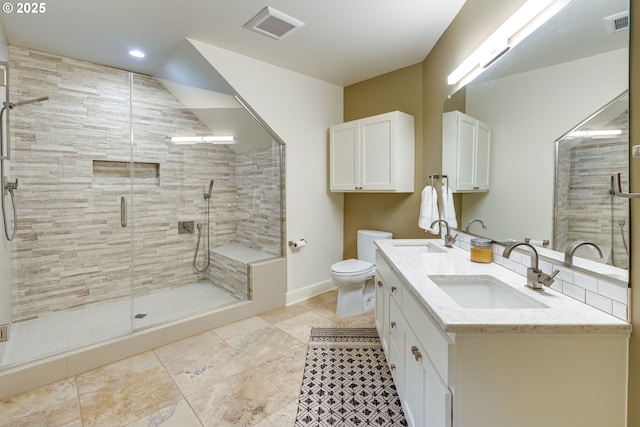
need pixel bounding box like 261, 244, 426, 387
134, 313, 147, 319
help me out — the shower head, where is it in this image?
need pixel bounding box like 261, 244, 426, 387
3, 96, 49, 109
204, 180, 214, 199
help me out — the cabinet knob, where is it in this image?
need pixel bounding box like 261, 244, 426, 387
377, 280, 383, 287
390, 363, 396, 371
390, 321, 396, 329
411, 345, 422, 361
391, 286, 397, 293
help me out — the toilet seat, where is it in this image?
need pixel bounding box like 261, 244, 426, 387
330, 259, 374, 277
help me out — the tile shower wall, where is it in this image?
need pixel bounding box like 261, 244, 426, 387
555, 111, 629, 269
235, 146, 282, 256
8, 46, 281, 322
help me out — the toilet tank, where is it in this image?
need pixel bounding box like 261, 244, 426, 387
357, 230, 393, 264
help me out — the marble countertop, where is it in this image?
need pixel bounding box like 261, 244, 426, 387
375, 239, 632, 334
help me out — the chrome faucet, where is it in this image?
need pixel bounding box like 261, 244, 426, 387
465, 218, 486, 232
430, 219, 457, 248
503, 242, 559, 290
564, 241, 603, 267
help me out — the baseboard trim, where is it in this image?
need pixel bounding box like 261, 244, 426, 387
286, 280, 336, 306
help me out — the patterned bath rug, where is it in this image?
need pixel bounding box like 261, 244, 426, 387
294, 327, 407, 426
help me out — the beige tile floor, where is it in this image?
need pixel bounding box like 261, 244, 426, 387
0, 290, 377, 427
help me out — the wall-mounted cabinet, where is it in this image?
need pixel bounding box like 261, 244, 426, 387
329, 111, 414, 192
442, 110, 490, 192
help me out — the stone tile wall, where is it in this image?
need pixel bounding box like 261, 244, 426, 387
555, 109, 629, 268
8, 46, 282, 322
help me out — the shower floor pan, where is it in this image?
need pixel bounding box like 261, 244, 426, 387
0, 281, 238, 368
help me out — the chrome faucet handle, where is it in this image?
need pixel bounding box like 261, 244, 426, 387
540, 269, 559, 288
444, 233, 457, 248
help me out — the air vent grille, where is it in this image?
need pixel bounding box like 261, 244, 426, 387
245, 6, 304, 40
604, 10, 629, 33
613, 15, 629, 31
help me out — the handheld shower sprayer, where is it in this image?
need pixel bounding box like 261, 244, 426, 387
194, 179, 215, 272
1, 95, 49, 241
205, 180, 214, 199
3, 96, 49, 109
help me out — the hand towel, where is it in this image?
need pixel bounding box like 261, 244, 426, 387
441, 182, 457, 229
418, 185, 440, 233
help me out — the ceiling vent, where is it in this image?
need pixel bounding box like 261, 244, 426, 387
604, 10, 629, 33
245, 6, 304, 40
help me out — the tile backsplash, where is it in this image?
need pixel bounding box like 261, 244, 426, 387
454, 232, 630, 322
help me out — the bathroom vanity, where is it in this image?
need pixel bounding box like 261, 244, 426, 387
375, 239, 630, 427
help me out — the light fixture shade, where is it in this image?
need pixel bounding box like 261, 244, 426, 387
567, 130, 623, 138
171, 136, 235, 144
447, 0, 570, 87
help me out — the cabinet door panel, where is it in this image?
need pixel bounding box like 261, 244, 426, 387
455, 114, 476, 190
474, 121, 491, 190
424, 352, 453, 427
403, 331, 425, 427
375, 275, 388, 352
361, 117, 394, 189
330, 124, 359, 190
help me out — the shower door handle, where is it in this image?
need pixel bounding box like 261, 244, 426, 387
120, 196, 127, 227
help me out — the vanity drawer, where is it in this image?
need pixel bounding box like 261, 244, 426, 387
376, 252, 403, 305
403, 289, 453, 384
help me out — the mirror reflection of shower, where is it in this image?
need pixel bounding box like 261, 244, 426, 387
193, 179, 214, 273
554, 91, 629, 269
0, 96, 49, 241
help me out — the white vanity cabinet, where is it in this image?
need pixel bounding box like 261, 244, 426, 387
329, 111, 414, 192
442, 110, 490, 192
376, 251, 453, 427
374, 248, 628, 427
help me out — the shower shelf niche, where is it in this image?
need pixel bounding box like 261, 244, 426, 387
92, 160, 160, 186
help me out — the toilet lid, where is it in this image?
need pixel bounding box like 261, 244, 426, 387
331, 259, 374, 275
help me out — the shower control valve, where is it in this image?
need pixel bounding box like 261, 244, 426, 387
178, 220, 194, 234
3, 177, 18, 192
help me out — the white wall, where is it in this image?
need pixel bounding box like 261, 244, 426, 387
461, 48, 628, 244
189, 40, 344, 303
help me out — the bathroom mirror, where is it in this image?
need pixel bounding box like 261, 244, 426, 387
443, 0, 630, 281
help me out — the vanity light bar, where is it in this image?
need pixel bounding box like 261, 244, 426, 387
171, 136, 236, 144
447, 0, 571, 87
567, 130, 623, 138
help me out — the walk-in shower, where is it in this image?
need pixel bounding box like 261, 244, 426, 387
0, 46, 285, 371
0, 96, 48, 241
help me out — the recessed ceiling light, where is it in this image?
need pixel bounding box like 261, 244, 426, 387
128, 49, 146, 58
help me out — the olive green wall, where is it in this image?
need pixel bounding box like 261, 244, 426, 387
345, 0, 640, 424
342, 63, 424, 258
343, 0, 524, 260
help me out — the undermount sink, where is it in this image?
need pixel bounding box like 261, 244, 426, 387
428, 275, 548, 309
392, 241, 447, 253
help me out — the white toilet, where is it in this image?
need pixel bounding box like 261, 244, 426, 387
330, 229, 393, 316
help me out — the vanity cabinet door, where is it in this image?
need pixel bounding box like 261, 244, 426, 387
404, 327, 452, 427
375, 274, 389, 353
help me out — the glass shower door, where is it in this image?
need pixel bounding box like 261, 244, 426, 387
0, 53, 135, 368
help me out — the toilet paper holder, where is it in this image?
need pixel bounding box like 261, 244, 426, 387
288, 239, 308, 248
